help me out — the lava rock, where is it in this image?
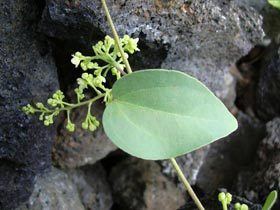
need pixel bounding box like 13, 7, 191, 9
109, 158, 185, 210
52, 102, 117, 168
255, 44, 280, 121
0, 0, 59, 209
235, 118, 280, 208
236, 0, 280, 41
17, 168, 85, 210
41, 0, 264, 108
66, 163, 113, 210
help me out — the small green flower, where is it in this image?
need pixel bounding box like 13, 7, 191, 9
82, 114, 100, 132
234, 203, 249, 210
122, 35, 140, 54
218, 192, 232, 210
235, 203, 241, 210
71, 52, 83, 68
22, 35, 140, 133
75, 88, 85, 101
22, 104, 36, 115
93, 75, 106, 88
87, 62, 98, 70
226, 193, 232, 204
66, 120, 75, 132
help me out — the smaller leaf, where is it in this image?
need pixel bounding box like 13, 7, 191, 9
262, 190, 278, 210
268, 0, 280, 9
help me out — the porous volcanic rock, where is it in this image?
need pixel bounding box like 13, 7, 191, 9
235, 118, 280, 209
41, 0, 264, 108
66, 163, 113, 210
0, 0, 59, 209
109, 158, 185, 210
53, 102, 117, 168
17, 168, 85, 210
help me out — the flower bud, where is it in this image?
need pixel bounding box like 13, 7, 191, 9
218, 192, 226, 202
66, 121, 75, 132
240, 204, 248, 210
226, 193, 232, 204
82, 121, 88, 130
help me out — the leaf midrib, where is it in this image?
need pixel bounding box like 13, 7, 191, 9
113, 99, 222, 123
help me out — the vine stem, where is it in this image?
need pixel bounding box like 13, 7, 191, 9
101, 0, 132, 74
100, 1, 204, 209
170, 158, 205, 210
33, 93, 106, 114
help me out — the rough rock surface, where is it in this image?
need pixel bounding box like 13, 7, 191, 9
41, 0, 264, 108
17, 168, 85, 210
109, 158, 185, 210
255, 44, 280, 121
66, 163, 113, 210
53, 102, 116, 168
236, 118, 280, 208
236, 0, 280, 41
0, 0, 59, 209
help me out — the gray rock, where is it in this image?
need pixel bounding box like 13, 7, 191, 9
0, 0, 59, 209
255, 44, 280, 121
53, 102, 117, 168
235, 118, 280, 206
109, 158, 185, 210
17, 168, 85, 210
41, 0, 264, 108
236, 0, 280, 42
66, 163, 113, 210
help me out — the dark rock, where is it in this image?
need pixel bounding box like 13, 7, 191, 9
52, 102, 116, 168
235, 118, 280, 208
66, 163, 113, 210
41, 0, 264, 108
17, 168, 85, 210
255, 44, 280, 121
109, 158, 185, 210
0, 0, 59, 209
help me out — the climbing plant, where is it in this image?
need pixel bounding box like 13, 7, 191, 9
23, 0, 240, 209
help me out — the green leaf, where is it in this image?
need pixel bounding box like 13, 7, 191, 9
103, 69, 238, 160
268, 0, 280, 9
262, 191, 278, 210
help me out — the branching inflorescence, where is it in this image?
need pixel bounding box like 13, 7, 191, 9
22, 35, 139, 132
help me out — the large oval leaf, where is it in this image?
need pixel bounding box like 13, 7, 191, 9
103, 69, 238, 160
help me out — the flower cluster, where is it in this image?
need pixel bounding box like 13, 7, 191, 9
22, 35, 140, 133
218, 192, 248, 210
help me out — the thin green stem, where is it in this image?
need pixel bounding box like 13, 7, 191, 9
222, 202, 228, 210
100, 2, 204, 209
101, 0, 132, 74
66, 110, 71, 122
170, 158, 205, 210
34, 93, 106, 114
